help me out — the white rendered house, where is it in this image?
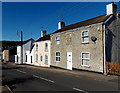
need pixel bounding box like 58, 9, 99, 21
34, 30, 51, 67
15, 38, 34, 64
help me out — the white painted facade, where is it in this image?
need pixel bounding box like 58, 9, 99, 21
34, 40, 51, 67
15, 39, 34, 64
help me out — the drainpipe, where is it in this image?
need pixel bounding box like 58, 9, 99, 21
103, 24, 107, 75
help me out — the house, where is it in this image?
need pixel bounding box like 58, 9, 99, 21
50, 2, 120, 74
1, 40, 23, 62
2, 50, 9, 62
34, 30, 51, 67
15, 38, 34, 64
3, 46, 17, 62
25, 44, 35, 65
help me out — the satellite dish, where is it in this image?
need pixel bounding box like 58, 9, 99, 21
91, 36, 97, 42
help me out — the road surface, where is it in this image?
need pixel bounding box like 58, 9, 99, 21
2, 63, 119, 92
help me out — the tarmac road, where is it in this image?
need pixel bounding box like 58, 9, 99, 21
2, 63, 119, 92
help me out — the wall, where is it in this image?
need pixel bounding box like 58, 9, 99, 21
34, 40, 51, 67
106, 15, 120, 63
51, 24, 104, 72
3, 50, 9, 62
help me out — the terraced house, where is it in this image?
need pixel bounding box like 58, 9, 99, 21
34, 30, 51, 67
50, 2, 120, 74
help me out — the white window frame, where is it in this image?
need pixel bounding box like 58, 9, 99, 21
45, 55, 48, 64
55, 52, 61, 62
36, 44, 38, 51
45, 43, 48, 51
81, 52, 90, 67
81, 30, 89, 43
56, 35, 60, 45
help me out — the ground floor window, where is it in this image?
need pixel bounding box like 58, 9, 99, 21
81, 52, 90, 67
36, 54, 38, 62
40, 56, 43, 62
45, 55, 48, 65
31, 56, 32, 63
17, 56, 18, 62
56, 52, 60, 62
26, 54, 27, 62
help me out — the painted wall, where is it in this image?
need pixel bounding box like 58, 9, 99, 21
51, 24, 104, 72
15, 39, 34, 64
34, 40, 51, 67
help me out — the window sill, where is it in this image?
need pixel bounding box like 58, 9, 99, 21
81, 42, 89, 44
56, 61, 60, 62
81, 65, 90, 67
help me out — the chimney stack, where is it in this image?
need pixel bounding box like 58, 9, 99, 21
41, 30, 46, 37
58, 21, 65, 29
106, 2, 117, 15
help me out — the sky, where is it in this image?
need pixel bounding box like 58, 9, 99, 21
2, 2, 119, 41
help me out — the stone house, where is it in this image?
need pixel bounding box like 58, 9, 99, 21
50, 2, 120, 73
34, 31, 51, 67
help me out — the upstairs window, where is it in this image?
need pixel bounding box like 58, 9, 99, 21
45, 43, 48, 51
36, 44, 38, 51
56, 36, 60, 45
56, 52, 60, 62
81, 31, 89, 43
81, 52, 90, 67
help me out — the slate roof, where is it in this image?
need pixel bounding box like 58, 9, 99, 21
53, 14, 112, 34
35, 34, 50, 42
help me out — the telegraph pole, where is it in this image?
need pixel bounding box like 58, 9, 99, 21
21, 31, 23, 64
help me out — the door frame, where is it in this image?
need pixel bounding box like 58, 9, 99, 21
67, 52, 72, 70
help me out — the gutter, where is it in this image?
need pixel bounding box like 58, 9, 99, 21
103, 24, 107, 75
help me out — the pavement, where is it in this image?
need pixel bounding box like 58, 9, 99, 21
1, 62, 120, 92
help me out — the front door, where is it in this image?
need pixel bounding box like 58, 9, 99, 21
67, 52, 72, 70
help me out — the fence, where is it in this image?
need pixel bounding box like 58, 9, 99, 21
106, 62, 120, 75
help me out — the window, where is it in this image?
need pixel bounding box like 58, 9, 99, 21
36, 44, 38, 51
40, 56, 43, 61
31, 56, 32, 63
56, 52, 60, 62
25, 54, 27, 62
45, 55, 48, 64
36, 54, 38, 62
81, 31, 89, 43
56, 36, 60, 45
81, 52, 90, 67
45, 43, 48, 51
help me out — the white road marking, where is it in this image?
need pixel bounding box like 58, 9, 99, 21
73, 88, 88, 93
15, 69, 27, 74
6, 85, 13, 93
33, 75, 55, 83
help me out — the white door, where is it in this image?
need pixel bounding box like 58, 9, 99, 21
67, 52, 72, 70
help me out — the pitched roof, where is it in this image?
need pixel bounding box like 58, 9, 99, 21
35, 34, 50, 42
53, 14, 112, 34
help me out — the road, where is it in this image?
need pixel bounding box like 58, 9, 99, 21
2, 63, 119, 92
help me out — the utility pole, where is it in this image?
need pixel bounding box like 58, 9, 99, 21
21, 31, 23, 64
